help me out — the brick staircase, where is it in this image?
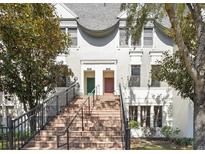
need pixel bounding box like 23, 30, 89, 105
22, 95, 123, 150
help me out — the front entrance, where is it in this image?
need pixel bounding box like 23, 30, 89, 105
87, 78, 95, 94
84, 71, 95, 95
104, 78, 114, 93
103, 70, 114, 94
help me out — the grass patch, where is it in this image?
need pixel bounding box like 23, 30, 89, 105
131, 138, 192, 150
0, 141, 7, 150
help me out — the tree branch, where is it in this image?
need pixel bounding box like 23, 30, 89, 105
192, 4, 205, 73
165, 4, 198, 83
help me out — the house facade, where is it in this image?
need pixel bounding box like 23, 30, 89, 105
0, 3, 193, 138
55, 3, 193, 138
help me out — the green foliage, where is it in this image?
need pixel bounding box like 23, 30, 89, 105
14, 131, 30, 140
161, 126, 181, 139
128, 120, 139, 129
122, 4, 199, 102
121, 4, 165, 45
174, 138, 193, 146
153, 52, 195, 101
0, 4, 71, 111
54, 63, 73, 87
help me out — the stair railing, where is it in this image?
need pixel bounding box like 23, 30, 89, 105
119, 83, 130, 150
4, 81, 79, 150
56, 86, 98, 149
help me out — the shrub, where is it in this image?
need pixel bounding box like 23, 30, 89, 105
14, 131, 30, 140
128, 120, 139, 129
174, 138, 193, 146
161, 125, 180, 139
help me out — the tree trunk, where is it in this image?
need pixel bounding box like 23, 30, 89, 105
193, 90, 205, 150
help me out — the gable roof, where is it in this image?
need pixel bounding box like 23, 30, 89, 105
54, 3, 78, 19
64, 3, 121, 31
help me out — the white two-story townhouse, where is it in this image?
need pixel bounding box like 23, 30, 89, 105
55, 3, 194, 138
0, 3, 194, 139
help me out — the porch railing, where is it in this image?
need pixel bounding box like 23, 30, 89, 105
1, 81, 79, 150
119, 83, 130, 150
56, 86, 98, 149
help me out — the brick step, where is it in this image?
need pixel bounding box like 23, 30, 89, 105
68, 147, 122, 150
93, 102, 119, 105
57, 115, 121, 120
46, 126, 122, 131
51, 118, 121, 124
23, 140, 58, 149
46, 125, 121, 131
93, 107, 120, 110
60, 111, 120, 118
63, 109, 121, 113
39, 130, 122, 137
67, 141, 123, 149
24, 140, 123, 150
52, 117, 121, 124
47, 121, 121, 127
35, 135, 122, 142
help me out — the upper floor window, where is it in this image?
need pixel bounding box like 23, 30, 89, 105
129, 65, 140, 87
119, 28, 128, 47
151, 65, 161, 87
68, 28, 77, 47
131, 35, 141, 47
60, 27, 77, 47
144, 28, 153, 47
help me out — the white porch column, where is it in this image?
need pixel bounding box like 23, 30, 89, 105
150, 105, 154, 127
80, 68, 84, 95
95, 69, 103, 95
137, 106, 141, 126
114, 66, 118, 95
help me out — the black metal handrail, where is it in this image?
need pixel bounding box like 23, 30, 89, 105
56, 86, 98, 149
119, 83, 130, 150
0, 126, 9, 150
3, 81, 79, 150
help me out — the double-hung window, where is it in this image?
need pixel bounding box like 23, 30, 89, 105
119, 28, 128, 47
129, 65, 140, 87
144, 28, 153, 47
68, 28, 77, 47
60, 27, 77, 47
151, 65, 161, 87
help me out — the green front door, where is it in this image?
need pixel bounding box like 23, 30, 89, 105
87, 78, 95, 95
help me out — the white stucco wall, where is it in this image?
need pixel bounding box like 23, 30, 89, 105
56, 5, 193, 138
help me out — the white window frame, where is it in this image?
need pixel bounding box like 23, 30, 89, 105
60, 26, 78, 48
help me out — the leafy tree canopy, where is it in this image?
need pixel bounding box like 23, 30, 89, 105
0, 4, 71, 112
121, 4, 200, 102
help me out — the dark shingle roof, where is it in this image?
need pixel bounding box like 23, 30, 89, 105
64, 3, 121, 31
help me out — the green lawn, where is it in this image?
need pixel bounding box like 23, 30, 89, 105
131, 138, 192, 150
0, 140, 9, 150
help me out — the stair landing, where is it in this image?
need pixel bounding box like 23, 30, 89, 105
23, 95, 123, 150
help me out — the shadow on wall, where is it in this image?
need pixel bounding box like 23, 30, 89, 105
155, 28, 173, 47
78, 25, 118, 47
125, 80, 172, 126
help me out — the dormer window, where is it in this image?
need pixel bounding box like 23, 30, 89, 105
68, 28, 77, 47
131, 35, 141, 47
60, 27, 77, 47
119, 28, 128, 47
144, 28, 153, 47
119, 28, 142, 48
